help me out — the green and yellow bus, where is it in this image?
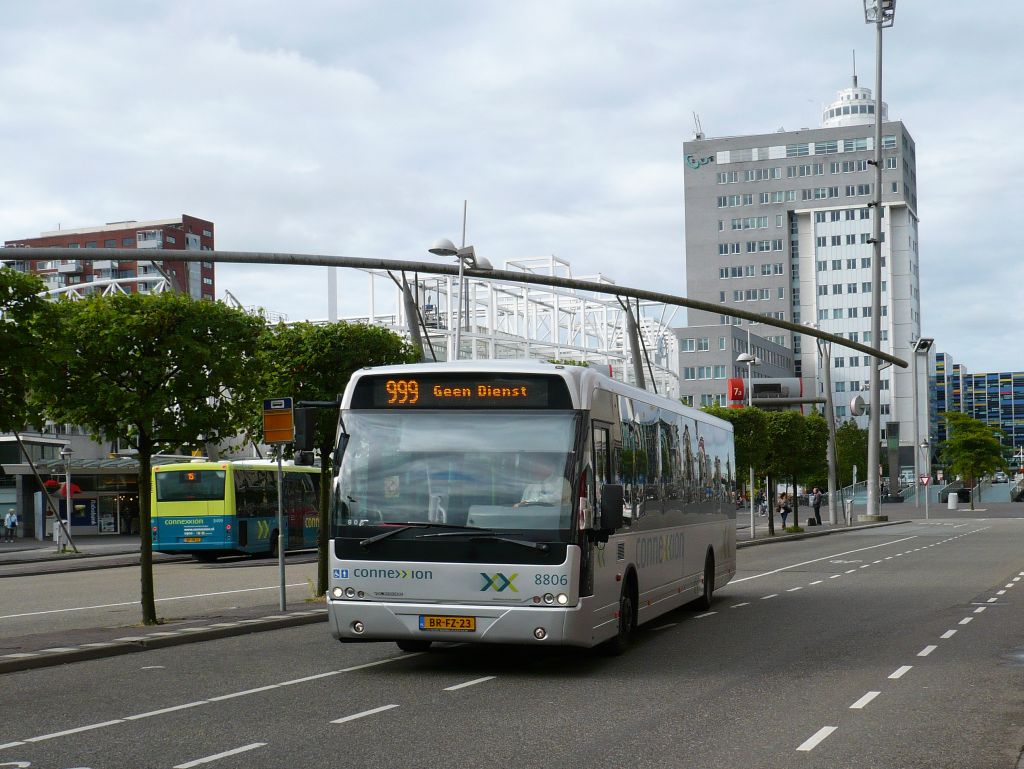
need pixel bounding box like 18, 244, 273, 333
153, 461, 320, 561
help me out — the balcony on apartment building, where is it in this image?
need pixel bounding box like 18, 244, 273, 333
56, 260, 83, 274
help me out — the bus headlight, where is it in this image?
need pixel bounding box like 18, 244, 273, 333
331, 587, 344, 599
543, 593, 555, 604
345, 587, 356, 599
556, 593, 569, 605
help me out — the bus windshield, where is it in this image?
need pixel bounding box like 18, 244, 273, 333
155, 470, 226, 502
333, 411, 580, 536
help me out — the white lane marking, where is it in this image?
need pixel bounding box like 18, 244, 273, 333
849, 691, 880, 709
830, 574, 842, 579
809, 580, 823, 585
25, 720, 125, 742
730, 536, 919, 584
797, 726, 838, 752
953, 524, 969, 529
940, 630, 957, 639
873, 560, 883, 564
975, 606, 988, 613
730, 602, 750, 608
761, 594, 778, 600
889, 665, 912, 679
125, 702, 207, 720
0, 741, 26, 750
173, 742, 267, 768
0, 584, 308, 621
341, 654, 423, 672
331, 704, 400, 724
1005, 584, 1015, 589
884, 556, 893, 560
654, 622, 677, 630
444, 676, 496, 691
787, 587, 803, 593
859, 565, 869, 569
918, 645, 937, 657
987, 597, 998, 603
959, 617, 973, 625
694, 611, 717, 619
997, 590, 1006, 595
845, 569, 857, 574
208, 684, 280, 702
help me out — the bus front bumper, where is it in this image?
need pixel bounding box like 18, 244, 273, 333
327, 597, 596, 647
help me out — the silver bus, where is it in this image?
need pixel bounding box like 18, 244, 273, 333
327, 361, 736, 653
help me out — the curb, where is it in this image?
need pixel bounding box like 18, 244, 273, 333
737, 519, 910, 548
0, 609, 328, 675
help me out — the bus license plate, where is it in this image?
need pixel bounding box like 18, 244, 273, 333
418, 615, 476, 632
183, 537, 202, 543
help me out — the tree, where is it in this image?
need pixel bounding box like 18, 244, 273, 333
939, 412, 1006, 511
797, 412, 829, 521
0, 267, 52, 432
765, 410, 806, 531
835, 419, 869, 488
261, 321, 418, 595
35, 293, 267, 624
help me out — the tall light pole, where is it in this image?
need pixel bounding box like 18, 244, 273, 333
911, 337, 934, 507
59, 445, 72, 553
864, 0, 897, 519
737, 351, 759, 540
428, 238, 491, 360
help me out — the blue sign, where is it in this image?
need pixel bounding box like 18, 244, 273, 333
263, 397, 293, 411
60, 498, 98, 527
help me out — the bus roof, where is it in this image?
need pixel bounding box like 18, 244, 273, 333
154, 461, 319, 473
343, 361, 732, 432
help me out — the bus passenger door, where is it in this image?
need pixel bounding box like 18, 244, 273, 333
590, 423, 622, 628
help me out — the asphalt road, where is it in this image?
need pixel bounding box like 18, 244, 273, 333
2, 518, 1023, 769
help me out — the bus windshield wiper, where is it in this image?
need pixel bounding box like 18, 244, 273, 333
471, 535, 550, 552
360, 522, 486, 547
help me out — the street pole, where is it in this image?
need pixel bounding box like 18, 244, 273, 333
912, 344, 919, 508
63, 459, 72, 553
922, 440, 931, 520
865, 6, 886, 521
748, 358, 755, 540
277, 449, 286, 611
818, 338, 839, 525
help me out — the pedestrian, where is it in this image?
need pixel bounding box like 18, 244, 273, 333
778, 491, 791, 529
755, 489, 766, 516
3, 509, 17, 543
811, 487, 823, 526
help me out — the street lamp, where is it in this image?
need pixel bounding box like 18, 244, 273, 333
911, 337, 934, 507
807, 322, 840, 525
920, 438, 931, 520
863, 0, 897, 520
58, 445, 72, 553
736, 351, 759, 539
428, 238, 492, 361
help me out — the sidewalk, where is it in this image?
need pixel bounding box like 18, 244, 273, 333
0, 534, 143, 566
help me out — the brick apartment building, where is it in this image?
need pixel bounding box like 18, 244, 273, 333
3, 214, 216, 300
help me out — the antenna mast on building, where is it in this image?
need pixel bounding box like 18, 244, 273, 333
693, 112, 704, 140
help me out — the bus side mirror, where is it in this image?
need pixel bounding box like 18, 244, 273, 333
599, 484, 624, 532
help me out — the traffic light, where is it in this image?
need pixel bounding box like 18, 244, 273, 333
293, 407, 316, 451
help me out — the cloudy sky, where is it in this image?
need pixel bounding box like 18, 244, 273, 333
1, 1, 1021, 371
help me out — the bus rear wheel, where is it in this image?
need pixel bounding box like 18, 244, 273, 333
692, 552, 715, 611
396, 639, 432, 653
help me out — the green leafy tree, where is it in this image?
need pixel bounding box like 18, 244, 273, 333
835, 419, 869, 488
939, 412, 1006, 510
35, 293, 267, 624
765, 410, 806, 532
0, 267, 52, 432
261, 322, 418, 595
798, 412, 829, 519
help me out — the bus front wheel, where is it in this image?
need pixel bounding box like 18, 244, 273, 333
396, 639, 432, 653
604, 577, 637, 656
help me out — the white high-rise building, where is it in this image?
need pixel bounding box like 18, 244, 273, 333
683, 75, 926, 458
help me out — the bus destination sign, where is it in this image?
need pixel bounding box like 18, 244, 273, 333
352, 373, 572, 410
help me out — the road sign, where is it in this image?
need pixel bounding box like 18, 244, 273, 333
919, 475, 930, 486
263, 397, 294, 444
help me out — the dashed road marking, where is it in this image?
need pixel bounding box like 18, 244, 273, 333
797, 726, 838, 752
730, 602, 750, 608
444, 676, 496, 691
940, 630, 957, 639
849, 691, 880, 709
173, 743, 267, 768
918, 645, 937, 657
331, 704, 400, 724
889, 665, 912, 679
959, 617, 973, 625
761, 594, 778, 600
